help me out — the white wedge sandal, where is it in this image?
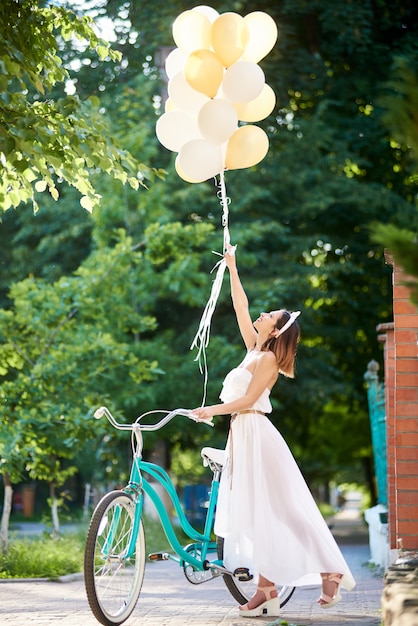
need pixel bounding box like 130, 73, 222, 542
239, 585, 281, 618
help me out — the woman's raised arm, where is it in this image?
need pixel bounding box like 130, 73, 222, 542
225, 246, 257, 350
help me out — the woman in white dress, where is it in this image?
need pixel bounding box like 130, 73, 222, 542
192, 245, 355, 617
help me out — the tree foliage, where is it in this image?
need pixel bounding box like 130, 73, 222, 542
0, 0, 152, 213
373, 57, 418, 304
0, 226, 204, 527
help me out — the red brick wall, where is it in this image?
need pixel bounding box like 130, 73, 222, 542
384, 259, 418, 551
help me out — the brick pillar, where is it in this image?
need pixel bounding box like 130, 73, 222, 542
384, 253, 418, 552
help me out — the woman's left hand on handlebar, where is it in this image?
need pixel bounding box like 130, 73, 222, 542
190, 406, 214, 425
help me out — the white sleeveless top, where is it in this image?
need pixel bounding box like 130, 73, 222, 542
219, 367, 272, 413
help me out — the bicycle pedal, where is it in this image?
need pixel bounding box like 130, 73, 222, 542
148, 552, 169, 561
234, 567, 253, 581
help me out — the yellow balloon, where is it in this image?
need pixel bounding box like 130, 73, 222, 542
173, 10, 212, 53
225, 125, 269, 170
211, 12, 249, 67
242, 12, 278, 63
233, 84, 276, 122
184, 49, 224, 98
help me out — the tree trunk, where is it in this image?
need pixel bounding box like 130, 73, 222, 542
49, 483, 60, 536
1, 474, 13, 554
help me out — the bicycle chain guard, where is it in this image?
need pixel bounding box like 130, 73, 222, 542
182, 544, 221, 585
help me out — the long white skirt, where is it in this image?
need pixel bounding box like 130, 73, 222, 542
214, 413, 356, 590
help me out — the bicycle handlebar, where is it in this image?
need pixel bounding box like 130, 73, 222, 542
93, 406, 214, 431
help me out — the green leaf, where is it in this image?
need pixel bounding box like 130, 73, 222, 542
49, 186, 59, 201
22, 169, 37, 183
96, 45, 109, 61
88, 95, 100, 108
128, 177, 140, 190
80, 195, 95, 212
35, 180, 47, 192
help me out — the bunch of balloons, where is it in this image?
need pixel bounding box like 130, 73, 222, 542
156, 5, 278, 183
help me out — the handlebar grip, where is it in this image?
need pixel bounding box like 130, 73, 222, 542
94, 407, 106, 419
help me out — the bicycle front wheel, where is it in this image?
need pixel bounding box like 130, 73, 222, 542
84, 491, 146, 626
216, 536, 296, 608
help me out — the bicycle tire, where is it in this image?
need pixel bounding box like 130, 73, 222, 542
84, 490, 146, 626
216, 536, 296, 608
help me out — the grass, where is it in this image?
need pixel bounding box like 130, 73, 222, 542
0, 514, 189, 579
0, 532, 85, 580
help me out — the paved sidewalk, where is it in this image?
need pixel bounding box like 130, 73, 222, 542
0, 509, 384, 626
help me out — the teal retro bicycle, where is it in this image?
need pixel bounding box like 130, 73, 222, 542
84, 406, 295, 626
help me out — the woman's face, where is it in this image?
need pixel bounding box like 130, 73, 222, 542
253, 310, 282, 335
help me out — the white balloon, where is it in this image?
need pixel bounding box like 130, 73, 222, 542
168, 71, 209, 113
165, 48, 186, 79
175, 155, 201, 183
192, 5, 219, 23
178, 139, 223, 182
156, 110, 201, 152
164, 98, 176, 112
222, 61, 265, 103
198, 99, 238, 145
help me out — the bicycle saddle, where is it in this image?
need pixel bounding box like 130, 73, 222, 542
201, 447, 226, 469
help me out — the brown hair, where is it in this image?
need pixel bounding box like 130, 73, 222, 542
260, 310, 300, 378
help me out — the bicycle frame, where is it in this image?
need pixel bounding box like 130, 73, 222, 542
132, 459, 220, 570
95, 406, 221, 573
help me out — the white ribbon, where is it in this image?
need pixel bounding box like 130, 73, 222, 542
190, 170, 230, 404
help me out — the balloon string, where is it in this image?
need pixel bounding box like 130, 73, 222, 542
190, 170, 231, 405
219, 169, 231, 252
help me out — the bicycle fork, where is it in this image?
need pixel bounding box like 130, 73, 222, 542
99, 489, 144, 563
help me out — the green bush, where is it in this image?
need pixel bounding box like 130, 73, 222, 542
0, 534, 84, 579
0, 515, 189, 579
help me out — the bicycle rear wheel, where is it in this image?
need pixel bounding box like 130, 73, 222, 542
216, 536, 295, 608
84, 491, 146, 626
